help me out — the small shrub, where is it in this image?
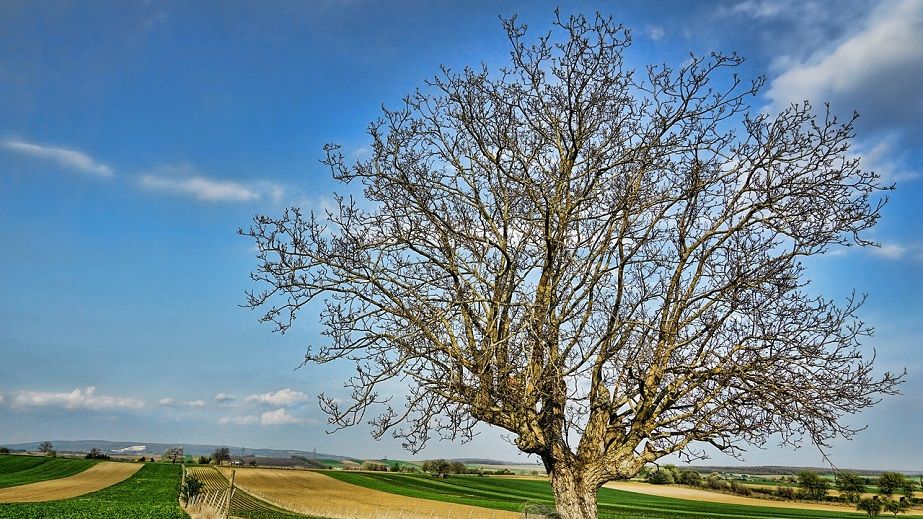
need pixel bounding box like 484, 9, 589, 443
180, 474, 205, 505
676, 470, 702, 486
706, 473, 729, 491
858, 497, 883, 517
775, 486, 796, 500
730, 480, 752, 497
646, 469, 674, 485
0, 447, 10, 454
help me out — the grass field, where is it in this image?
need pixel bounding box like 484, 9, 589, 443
0, 463, 187, 518
324, 471, 874, 519
0, 455, 98, 489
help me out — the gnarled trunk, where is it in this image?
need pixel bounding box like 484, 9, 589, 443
549, 465, 599, 519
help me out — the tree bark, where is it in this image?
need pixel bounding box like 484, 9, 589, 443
549, 465, 599, 519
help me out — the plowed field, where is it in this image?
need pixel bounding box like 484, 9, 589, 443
218, 467, 520, 519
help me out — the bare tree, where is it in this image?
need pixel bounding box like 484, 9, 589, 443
37, 441, 53, 455
212, 447, 231, 465
163, 447, 184, 464
243, 12, 903, 519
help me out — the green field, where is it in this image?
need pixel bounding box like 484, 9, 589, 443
0, 463, 187, 518
324, 472, 870, 519
0, 455, 98, 489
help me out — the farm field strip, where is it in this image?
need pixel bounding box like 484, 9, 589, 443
602, 481, 923, 516
324, 471, 884, 519
0, 460, 142, 502
0, 455, 98, 489
218, 467, 521, 519
186, 466, 309, 519
0, 462, 187, 518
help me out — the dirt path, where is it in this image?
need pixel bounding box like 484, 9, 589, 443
219, 467, 521, 519
603, 480, 923, 516
0, 461, 143, 503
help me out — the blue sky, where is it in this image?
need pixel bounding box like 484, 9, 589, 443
1, 0, 922, 470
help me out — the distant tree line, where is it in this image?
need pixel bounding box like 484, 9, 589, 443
84, 447, 110, 460
639, 464, 918, 515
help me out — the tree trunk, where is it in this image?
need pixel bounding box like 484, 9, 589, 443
549, 465, 599, 519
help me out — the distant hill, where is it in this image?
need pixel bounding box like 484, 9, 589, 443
451, 458, 526, 466
2, 439, 359, 461
688, 465, 923, 477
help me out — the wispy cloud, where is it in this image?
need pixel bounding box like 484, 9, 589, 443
140, 173, 259, 202
2, 139, 114, 177
872, 243, 908, 260
11, 386, 144, 411
245, 388, 310, 406
644, 25, 665, 41
158, 398, 176, 406
729, 0, 786, 18
260, 408, 311, 425
138, 164, 287, 203
868, 242, 923, 262
219, 415, 258, 425
214, 393, 236, 403
852, 136, 921, 184
185, 400, 206, 408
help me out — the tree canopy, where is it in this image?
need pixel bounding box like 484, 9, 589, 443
244, 11, 903, 519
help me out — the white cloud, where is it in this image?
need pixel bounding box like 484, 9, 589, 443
2, 139, 114, 176
11, 386, 144, 411
729, 0, 785, 18
138, 163, 287, 203
767, 0, 923, 124
260, 408, 310, 425
0, 395, 5, 405
245, 388, 310, 406
852, 136, 921, 184
868, 242, 923, 261
872, 243, 908, 259
644, 25, 665, 40
140, 173, 259, 202
158, 398, 176, 406
184, 400, 206, 408
214, 393, 236, 402
219, 415, 258, 425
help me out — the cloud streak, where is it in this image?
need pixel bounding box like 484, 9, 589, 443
245, 388, 310, 406
259, 408, 310, 425
140, 174, 260, 202
219, 415, 258, 425
2, 139, 114, 177
10, 386, 144, 411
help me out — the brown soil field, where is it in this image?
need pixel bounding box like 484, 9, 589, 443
0, 461, 142, 503
603, 481, 923, 516
218, 467, 521, 519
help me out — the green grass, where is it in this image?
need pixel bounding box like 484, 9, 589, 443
323, 471, 870, 519
0, 455, 98, 489
0, 462, 188, 518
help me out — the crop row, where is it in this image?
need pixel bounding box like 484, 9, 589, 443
187, 466, 307, 519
